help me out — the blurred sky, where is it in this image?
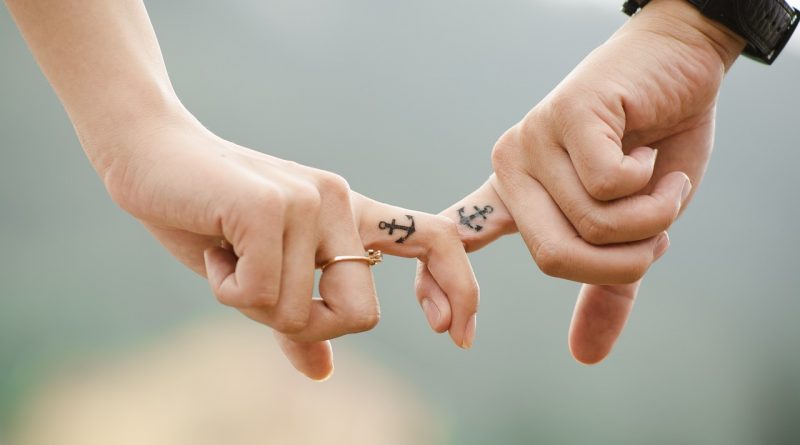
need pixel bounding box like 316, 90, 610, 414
1, 1, 800, 444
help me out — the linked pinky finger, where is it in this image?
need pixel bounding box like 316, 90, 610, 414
415, 260, 453, 334
351, 192, 478, 348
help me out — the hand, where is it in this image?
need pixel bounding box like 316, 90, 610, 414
420, 0, 746, 363
99, 114, 479, 380
6, 0, 479, 380
493, 0, 745, 280
416, 179, 652, 362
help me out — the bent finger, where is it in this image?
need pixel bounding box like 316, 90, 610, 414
411, 177, 517, 337
491, 169, 669, 284
414, 261, 453, 333
352, 192, 478, 348
266, 200, 319, 334
532, 143, 689, 245
205, 194, 285, 308
287, 190, 380, 342
558, 116, 657, 201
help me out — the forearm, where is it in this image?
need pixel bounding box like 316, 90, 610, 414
5, 0, 186, 170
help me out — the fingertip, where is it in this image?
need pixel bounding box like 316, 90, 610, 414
568, 334, 611, 365
303, 340, 335, 381
203, 246, 237, 293
275, 333, 335, 381
657, 170, 691, 193
628, 146, 658, 171
653, 171, 693, 217
421, 298, 446, 333
680, 175, 693, 206
653, 231, 670, 261
307, 359, 335, 382
571, 351, 608, 366
568, 282, 640, 365
460, 313, 477, 350
415, 263, 453, 333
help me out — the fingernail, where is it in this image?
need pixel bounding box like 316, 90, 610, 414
462, 314, 477, 350
421, 298, 441, 328
680, 177, 692, 205
649, 148, 659, 168
653, 232, 670, 261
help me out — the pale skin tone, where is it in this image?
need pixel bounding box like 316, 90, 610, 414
5, 0, 479, 381
7, 0, 749, 378
417, 0, 747, 363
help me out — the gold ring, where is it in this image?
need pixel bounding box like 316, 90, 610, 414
319, 249, 383, 271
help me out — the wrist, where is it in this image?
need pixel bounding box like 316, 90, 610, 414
627, 0, 747, 69
76, 91, 195, 176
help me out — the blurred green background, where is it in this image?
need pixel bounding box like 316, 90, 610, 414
2, 0, 799, 443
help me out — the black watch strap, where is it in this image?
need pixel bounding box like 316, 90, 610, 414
622, 0, 800, 65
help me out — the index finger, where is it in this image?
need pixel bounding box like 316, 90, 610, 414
491, 167, 668, 284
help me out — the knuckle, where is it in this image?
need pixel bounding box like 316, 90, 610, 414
534, 240, 568, 278
518, 110, 546, 146
431, 215, 460, 240
317, 173, 351, 201
541, 101, 568, 136
585, 171, 621, 201
546, 94, 581, 127
491, 131, 520, 175
576, 210, 615, 245
293, 183, 322, 213
251, 184, 287, 214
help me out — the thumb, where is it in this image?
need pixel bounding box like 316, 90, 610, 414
567, 280, 642, 365
273, 332, 335, 381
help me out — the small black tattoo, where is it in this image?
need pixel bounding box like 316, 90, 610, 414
378, 215, 416, 243
458, 205, 494, 232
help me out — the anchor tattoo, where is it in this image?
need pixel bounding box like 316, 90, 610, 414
378, 215, 416, 244
458, 205, 494, 232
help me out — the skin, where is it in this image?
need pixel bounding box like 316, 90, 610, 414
5, 0, 479, 380
6, 0, 753, 378
417, 0, 747, 364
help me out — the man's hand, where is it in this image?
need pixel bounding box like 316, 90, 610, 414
492, 0, 746, 277
415, 179, 662, 363
420, 0, 746, 363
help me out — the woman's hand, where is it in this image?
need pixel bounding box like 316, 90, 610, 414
7, 0, 479, 380
99, 115, 479, 380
